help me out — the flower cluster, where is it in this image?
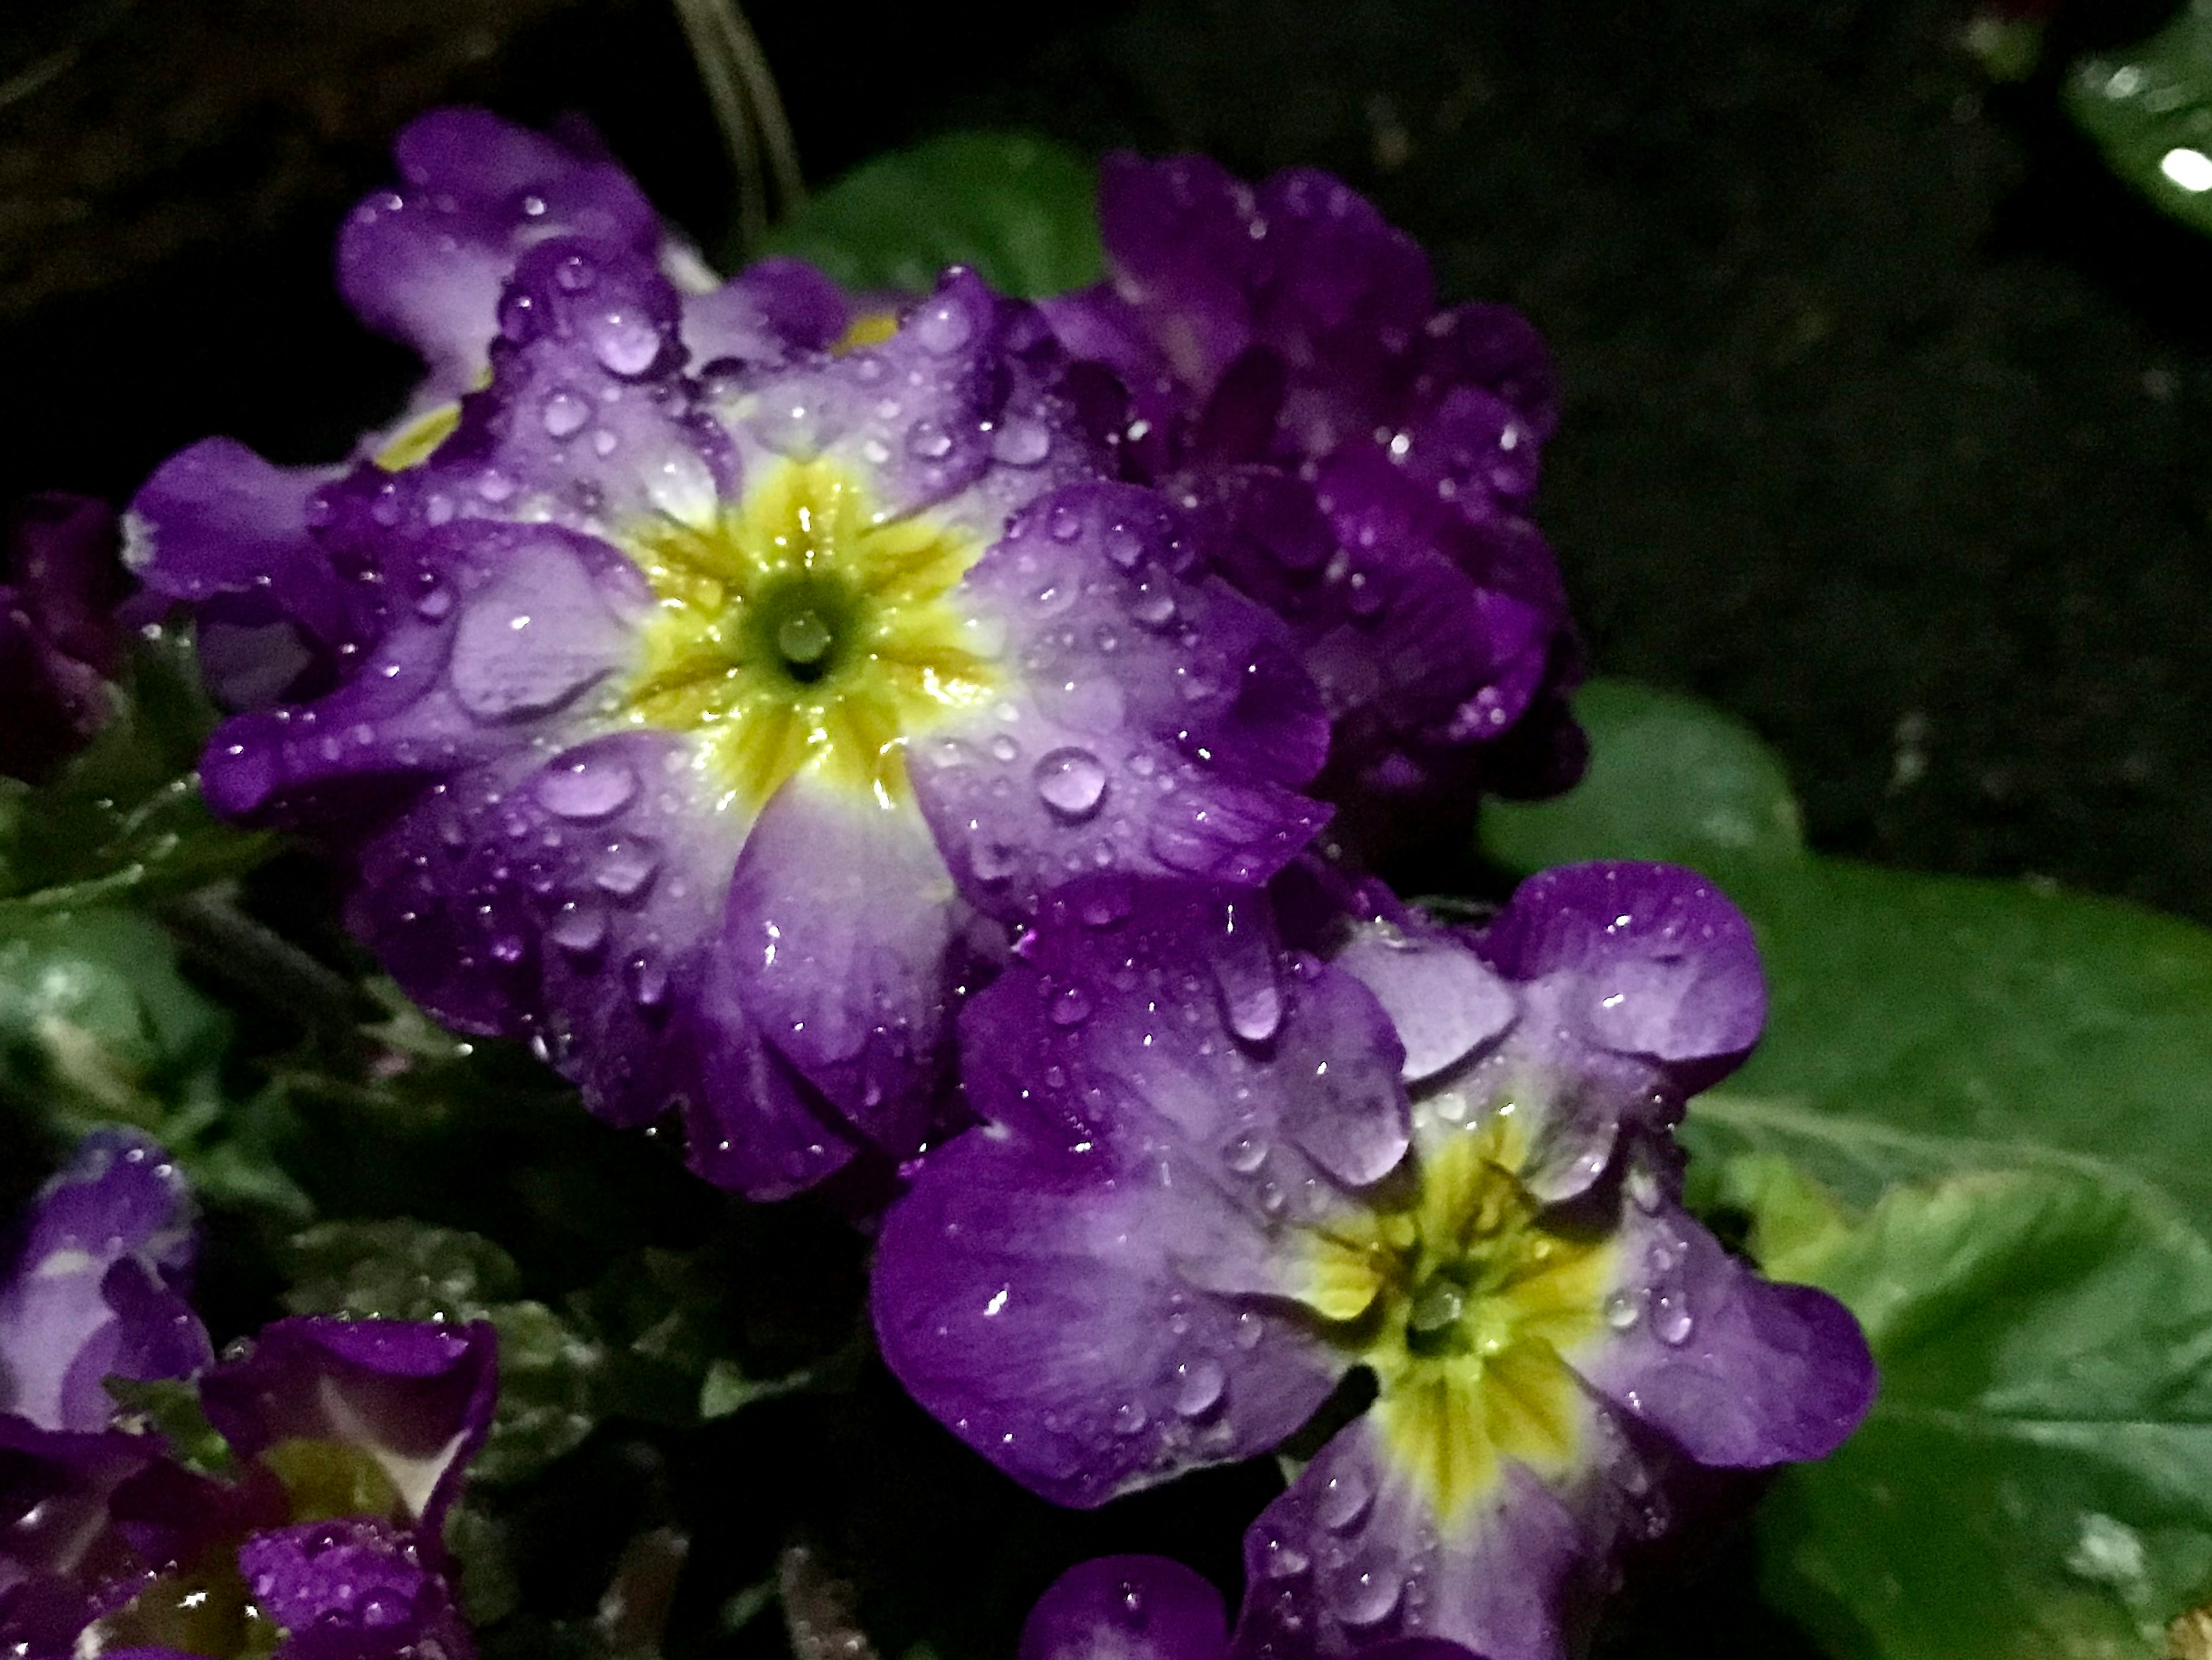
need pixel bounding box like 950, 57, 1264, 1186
116, 109, 1876, 1658
0, 1133, 494, 1660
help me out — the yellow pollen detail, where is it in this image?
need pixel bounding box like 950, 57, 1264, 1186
834, 311, 903, 354
1301, 1110, 1613, 1522
618, 457, 997, 808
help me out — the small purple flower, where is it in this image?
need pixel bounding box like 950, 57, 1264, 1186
0, 1136, 494, 1659
136, 209, 1329, 1196
0, 1130, 210, 1433
872, 867, 1873, 1660
0, 1315, 494, 1660
1047, 156, 1585, 826
0, 494, 128, 782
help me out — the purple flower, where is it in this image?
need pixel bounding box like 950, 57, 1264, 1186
0, 1316, 493, 1660
0, 1135, 494, 1659
1047, 156, 1585, 827
0, 495, 128, 782
126, 107, 843, 715
135, 209, 1329, 1197
0, 1130, 210, 1433
872, 866, 1873, 1660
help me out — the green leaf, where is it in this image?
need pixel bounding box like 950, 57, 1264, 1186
759, 132, 1103, 298
0, 627, 271, 912
2068, 3, 2212, 240
104, 1375, 235, 1477
1480, 678, 2212, 1219
1483, 679, 1803, 873
1694, 1102, 2212, 1658
283, 1220, 602, 1483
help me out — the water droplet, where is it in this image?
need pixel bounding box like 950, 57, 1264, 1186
1118, 1583, 1146, 1627
1261, 1538, 1310, 1579
536, 757, 637, 820
541, 388, 590, 437
993, 421, 1052, 466
1328, 1564, 1399, 1628
1131, 585, 1177, 629
989, 733, 1020, 763
914, 298, 975, 354
1051, 986, 1092, 1026
1224, 1131, 1269, 1174
1112, 1402, 1148, 1436
1213, 949, 1283, 1043
594, 840, 660, 900
1653, 1289, 1693, 1345
555, 252, 597, 292
907, 420, 955, 460
1079, 879, 1132, 927
972, 840, 1018, 883
1035, 748, 1108, 821
592, 429, 619, 457
414, 585, 453, 620
1406, 1280, 1464, 1335
548, 902, 607, 954
1626, 1164, 1664, 1213
1317, 1469, 1372, 1533
1048, 505, 1085, 542
592, 312, 661, 377
777, 610, 834, 668
1172, 1359, 1225, 1417
628, 954, 668, 1007
1603, 1290, 1640, 1330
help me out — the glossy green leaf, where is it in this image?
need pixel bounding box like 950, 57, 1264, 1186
2068, 3, 2212, 240
1693, 1101, 2212, 1658
1480, 678, 2212, 1218
760, 132, 1103, 298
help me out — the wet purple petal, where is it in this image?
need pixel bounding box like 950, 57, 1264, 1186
237, 1516, 475, 1660
197, 1318, 495, 1544
339, 108, 660, 399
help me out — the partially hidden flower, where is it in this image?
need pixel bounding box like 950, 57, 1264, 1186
0, 494, 128, 782
127, 107, 847, 714
132, 215, 1330, 1197
1047, 155, 1585, 830
0, 1135, 494, 1660
0, 1129, 209, 1432
872, 866, 1874, 1660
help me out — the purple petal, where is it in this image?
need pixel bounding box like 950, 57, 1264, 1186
198, 517, 650, 823
339, 108, 660, 398
677, 963, 866, 1200
720, 269, 1104, 539
10, 494, 126, 678
872, 881, 1404, 1507
1020, 1557, 1227, 1660
198, 1318, 495, 1544
1571, 1197, 1874, 1468
126, 440, 364, 710
0, 1417, 168, 1595
237, 1516, 474, 1660
1094, 154, 1268, 403
0, 1133, 210, 1434
1235, 1417, 1611, 1660
683, 258, 851, 365
1474, 864, 1767, 1090
721, 782, 957, 1150
912, 481, 1330, 918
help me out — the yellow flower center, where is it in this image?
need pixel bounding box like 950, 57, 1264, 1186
617, 458, 999, 809
1302, 1109, 1613, 1521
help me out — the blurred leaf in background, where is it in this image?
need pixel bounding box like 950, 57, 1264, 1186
758, 131, 1103, 296
1482, 679, 2212, 1656
2069, 1, 2212, 237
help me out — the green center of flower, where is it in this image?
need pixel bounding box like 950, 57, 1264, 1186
618, 458, 998, 809
1302, 1109, 1613, 1521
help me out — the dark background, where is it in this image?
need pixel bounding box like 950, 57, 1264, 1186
5, 0, 2210, 920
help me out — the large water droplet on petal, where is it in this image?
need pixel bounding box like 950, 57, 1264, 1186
1316, 1469, 1372, 1533
1653, 1288, 1694, 1345
914, 298, 976, 354
1051, 986, 1092, 1027
1327, 1561, 1399, 1628
1213, 946, 1283, 1045
536, 756, 638, 820
593, 312, 662, 377
594, 840, 661, 901
1035, 748, 1108, 822
541, 388, 590, 438
992, 421, 1052, 466
1172, 1359, 1225, 1417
